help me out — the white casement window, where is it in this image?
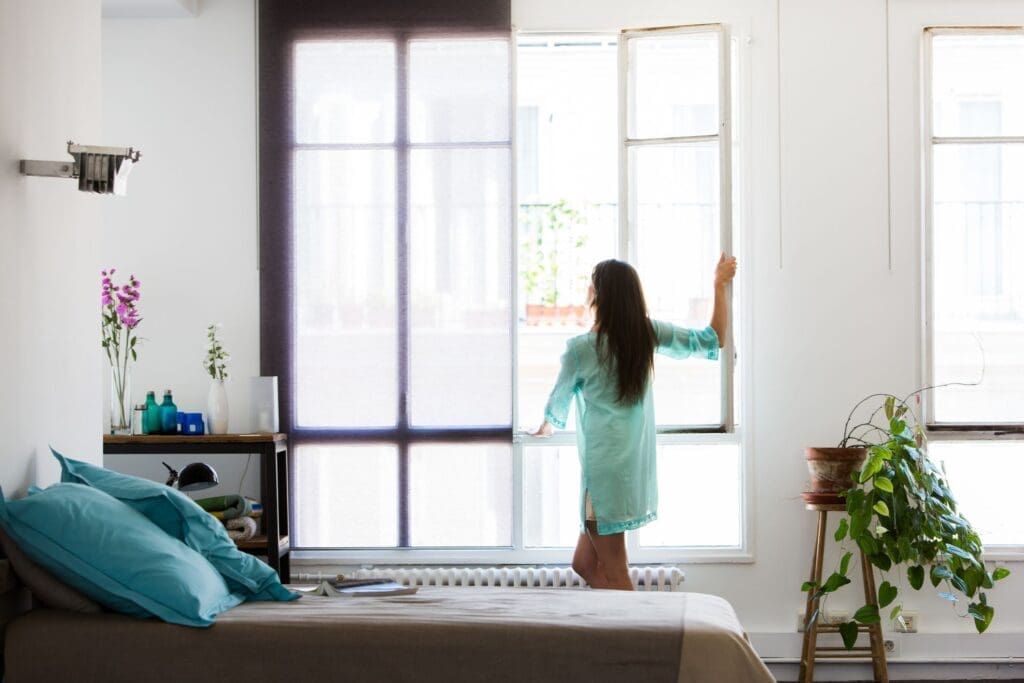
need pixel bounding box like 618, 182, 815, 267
924, 28, 1024, 553
291, 25, 744, 563
517, 24, 743, 563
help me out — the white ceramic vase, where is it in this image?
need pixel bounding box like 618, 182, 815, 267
206, 378, 229, 434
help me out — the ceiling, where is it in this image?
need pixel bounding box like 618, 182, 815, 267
102, 0, 198, 18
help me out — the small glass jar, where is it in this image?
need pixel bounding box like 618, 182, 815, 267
131, 403, 147, 436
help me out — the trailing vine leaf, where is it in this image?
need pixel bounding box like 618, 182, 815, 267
839, 552, 853, 576
801, 581, 818, 592
993, 567, 1011, 581
834, 518, 849, 542
931, 565, 952, 587
908, 565, 925, 590
854, 604, 880, 625
813, 572, 852, 600
838, 621, 859, 649
873, 501, 890, 516
874, 477, 894, 493
868, 553, 892, 571
945, 543, 980, 567
968, 600, 994, 633
878, 581, 898, 608
859, 455, 883, 483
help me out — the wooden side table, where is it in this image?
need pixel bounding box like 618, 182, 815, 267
102, 433, 291, 583
799, 498, 888, 683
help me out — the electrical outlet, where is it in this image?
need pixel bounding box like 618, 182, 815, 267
796, 610, 849, 632
893, 612, 918, 633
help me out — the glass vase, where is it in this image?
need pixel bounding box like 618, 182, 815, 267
110, 365, 132, 435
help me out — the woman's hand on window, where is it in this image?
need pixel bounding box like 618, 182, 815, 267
530, 420, 554, 438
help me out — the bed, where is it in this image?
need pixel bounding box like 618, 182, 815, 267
4, 586, 775, 682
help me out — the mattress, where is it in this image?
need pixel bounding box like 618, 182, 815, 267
4, 587, 774, 682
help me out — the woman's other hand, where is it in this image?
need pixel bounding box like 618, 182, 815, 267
530, 421, 554, 437
715, 252, 738, 287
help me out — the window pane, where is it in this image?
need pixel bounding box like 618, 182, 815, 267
932, 34, 1024, 138
293, 150, 397, 428
629, 31, 719, 139
932, 144, 1024, 423
516, 36, 618, 429
929, 441, 1024, 546
409, 148, 512, 426
638, 444, 741, 547
523, 445, 581, 547
293, 445, 398, 547
293, 40, 395, 144
409, 38, 509, 144
409, 444, 512, 546
632, 142, 722, 426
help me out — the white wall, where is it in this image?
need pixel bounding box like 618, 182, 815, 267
101, 0, 261, 496
0, 0, 103, 495
100, 0, 1024, 675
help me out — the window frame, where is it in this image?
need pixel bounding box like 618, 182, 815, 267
923, 26, 1024, 435
620, 23, 735, 434
921, 26, 1024, 559
286, 29, 516, 552
510, 24, 748, 565
289, 24, 752, 565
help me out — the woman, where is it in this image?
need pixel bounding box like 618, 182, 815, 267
532, 254, 737, 589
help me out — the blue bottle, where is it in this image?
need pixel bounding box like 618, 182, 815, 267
144, 391, 160, 435
159, 390, 178, 435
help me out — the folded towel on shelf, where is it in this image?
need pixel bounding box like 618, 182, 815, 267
225, 516, 258, 542
195, 495, 253, 520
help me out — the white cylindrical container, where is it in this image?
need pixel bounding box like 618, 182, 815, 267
249, 376, 279, 433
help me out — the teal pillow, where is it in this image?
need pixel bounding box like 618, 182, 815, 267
54, 450, 296, 602
0, 483, 243, 627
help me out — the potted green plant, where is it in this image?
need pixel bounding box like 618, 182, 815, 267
802, 392, 1010, 649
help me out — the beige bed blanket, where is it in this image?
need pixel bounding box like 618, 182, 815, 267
5, 587, 774, 682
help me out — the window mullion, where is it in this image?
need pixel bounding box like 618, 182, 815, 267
397, 34, 411, 547
924, 29, 936, 427
718, 26, 734, 433
618, 32, 631, 262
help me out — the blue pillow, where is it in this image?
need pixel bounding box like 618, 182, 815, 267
54, 450, 296, 602
0, 483, 243, 627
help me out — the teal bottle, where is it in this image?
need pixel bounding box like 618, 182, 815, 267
159, 390, 178, 435
143, 391, 160, 435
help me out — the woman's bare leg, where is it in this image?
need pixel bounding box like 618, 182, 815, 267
586, 523, 633, 591
572, 531, 611, 588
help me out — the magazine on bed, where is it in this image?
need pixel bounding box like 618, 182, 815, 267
300, 577, 418, 597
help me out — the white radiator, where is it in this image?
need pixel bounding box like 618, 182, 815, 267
296, 566, 685, 592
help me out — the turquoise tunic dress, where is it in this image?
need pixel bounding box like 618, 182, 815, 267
543, 320, 720, 535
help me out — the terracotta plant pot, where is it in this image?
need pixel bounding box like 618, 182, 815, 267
805, 446, 868, 494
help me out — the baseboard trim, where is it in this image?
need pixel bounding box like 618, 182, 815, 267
751, 631, 1024, 681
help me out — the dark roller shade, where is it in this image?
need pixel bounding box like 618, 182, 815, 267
257, 0, 511, 435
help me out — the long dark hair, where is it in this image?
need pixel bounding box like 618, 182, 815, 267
591, 259, 656, 405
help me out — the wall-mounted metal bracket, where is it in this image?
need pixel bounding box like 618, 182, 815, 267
20, 140, 141, 195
